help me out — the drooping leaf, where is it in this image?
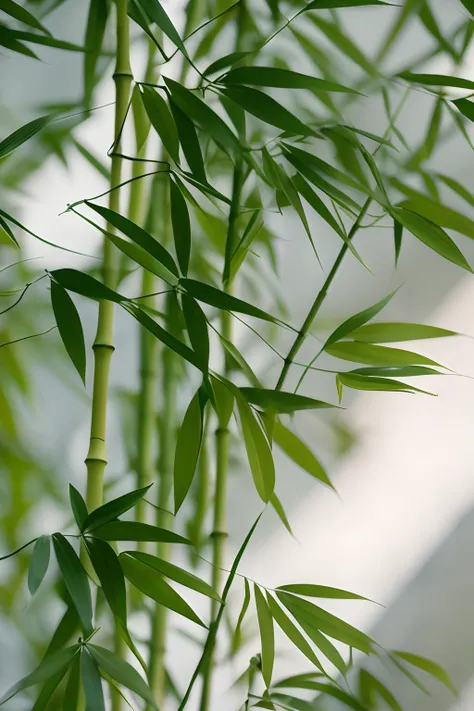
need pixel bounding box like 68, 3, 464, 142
84, 0, 109, 105
90, 520, 190, 544
218, 333, 260, 385
28, 535, 51, 596
170, 177, 191, 275
83, 485, 151, 532
326, 341, 443, 368
294, 681, 368, 711
5, 30, 85, 51
126, 552, 220, 601
174, 390, 203, 513
52, 534, 93, 634
240, 388, 336, 413
393, 651, 456, 694
0, 114, 52, 160
270, 492, 293, 535
1, 0, 48, 33
50, 280, 87, 384
50, 269, 125, 303
233, 578, 251, 652
283, 144, 371, 196
82, 648, 106, 711
203, 51, 249, 77
291, 172, 346, 239
394, 218, 403, 265
254, 585, 275, 687
399, 72, 474, 89
278, 584, 373, 601
220, 66, 356, 94
308, 14, 377, 76
347, 322, 457, 342
120, 553, 206, 627
169, 102, 206, 182
182, 294, 209, 372
324, 292, 396, 348
106, 230, 178, 285
61, 653, 81, 711
136, 0, 187, 55
69, 485, 88, 530
337, 372, 435, 397
436, 172, 474, 209
273, 420, 333, 488
272, 672, 325, 689
86, 203, 179, 276
141, 86, 180, 163
87, 644, 158, 709
86, 537, 127, 624
359, 670, 402, 711
181, 278, 279, 323
266, 594, 324, 671
236, 392, 275, 502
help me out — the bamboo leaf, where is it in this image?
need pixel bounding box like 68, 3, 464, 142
87, 643, 158, 708
90, 521, 190, 544
82, 648, 106, 711
278, 584, 372, 601
218, 333, 260, 385
8, 30, 85, 51
181, 278, 279, 323
51, 269, 125, 303
254, 585, 275, 687
86, 537, 127, 625
182, 294, 209, 372
169, 102, 206, 182
452, 97, 474, 122
1, 0, 49, 33
105, 230, 178, 285
52, 534, 93, 634
170, 177, 191, 275
350, 366, 440, 377
240, 388, 336, 413
436, 172, 474, 208
220, 66, 356, 94
273, 420, 333, 489
347, 322, 457, 342
394, 218, 402, 265
61, 653, 81, 711
174, 390, 203, 513
393, 651, 456, 694
308, 15, 377, 75
0, 114, 52, 160
84, 0, 109, 105
291, 172, 346, 239
83, 485, 151, 532
126, 552, 221, 601
324, 292, 396, 348
86, 203, 179, 276
283, 144, 371, 196
359, 670, 402, 711
203, 51, 249, 77
141, 87, 180, 163
0, 645, 79, 706
266, 594, 324, 671
50, 280, 87, 384
28, 535, 51, 596
398, 196, 474, 240
326, 341, 443, 368
272, 672, 325, 689
305, 0, 390, 7
337, 373, 435, 396
136, 0, 187, 55
120, 553, 206, 626
69, 485, 88, 531
270, 493, 293, 536
294, 681, 368, 710
233, 578, 251, 652
399, 72, 474, 89
236, 392, 275, 502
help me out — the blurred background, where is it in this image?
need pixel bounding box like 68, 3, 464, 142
2, 0, 474, 709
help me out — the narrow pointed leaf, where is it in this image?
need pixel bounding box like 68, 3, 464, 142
273, 420, 333, 488
181, 278, 278, 323
221, 66, 356, 94
270, 493, 293, 535
283, 144, 370, 195
359, 670, 402, 711
236, 393, 275, 502
255, 585, 275, 687
86, 537, 127, 624
82, 649, 105, 711
291, 172, 346, 239
324, 292, 396, 348
233, 578, 251, 651
240, 388, 336, 413
399, 72, 474, 89
83, 485, 151, 532
203, 51, 249, 76
50, 281, 86, 384
393, 652, 456, 694
0, 114, 52, 159
295, 681, 367, 710
28, 535, 51, 596
170, 178, 191, 275
136, 0, 187, 54
351, 366, 440, 377
399, 196, 474, 241
105, 231, 178, 285
69, 485, 88, 530
90, 520, 190, 544
141, 87, 180, 163
266, 594, 324, 671
51, 269, 125, 303
52, 534, 93, 634
337, 373, 435, 396
84, 0, 109, 105
87, 644, 158, 708
278, 584, 372, 601
61, 653, 81, 711
169, 102, 206, 182
305, 0, 390, 7
326, 341, 443, 368
347, 322, 456, 342
1, 0, 48, 33
394, 219, 403, 265
174, 390, 203, 513
453, 97, 474, 122
182, 294, 209, 372
220, 86, 313, 136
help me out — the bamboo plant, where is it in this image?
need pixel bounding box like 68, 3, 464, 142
2, 0, 474, 709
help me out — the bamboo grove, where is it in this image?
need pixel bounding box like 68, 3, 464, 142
1, 0, 474, 709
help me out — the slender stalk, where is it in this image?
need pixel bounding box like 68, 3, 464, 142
275, 198, 371, 392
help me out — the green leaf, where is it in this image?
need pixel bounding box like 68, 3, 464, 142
174, 390, 203, 513
61, 653, 81, 711
399, 72, 474, 89
84, 0, 109, 105
453, 97, 474, 122
436, 172, 474, 210
50, 280, 86, 384
136, 0, 187, 55
87, 644, 158, 709
51, 269, 125, 303
0, 114, 52, 160
220, 66, 356, 94
141, 87, 180, 164
164, 77, 240, 159
394, 219, 403, 265
86, 203, 179, 277
291, 172, 347, 240
126, 552, 221, 601
218, 333, 260, 385
69, 485, 88, 530
86, 537, 127, 625
272, 672, 325, 689
203, 51, 249, 77
28, 535, 51, 596
182, 294, 209, 372
359, 670, 402, 711
305, 0, 390, 7
347, 322, 456, 342
220, 86, 313, 137
104, 230, 178, 285
82, 648, 106, 711
266, 594, 324, 671
393, 651, 456, 694
120, 553, 206, 627
270, 492, 293, 536
1, 0, 48, 33
0, 645, 79, 706
294, 681, 368, 711
273, 420, 333, 488
350, 366, 440, 377
278, 584, 372, 602
326, 341, 443, 368
52, 534, 93, 634
324, 292, 396, 348
337, 372, 435, 397
240, 388, 336, 413
181, 278, 279, 323
170, 177, 191, 275
233, 578, 251, 652
8, 30, 85, 51
398, 195, 474, 241
90, 520, 190, 544
83, 485, 151, 532
254, 585, 275, 687
392, 208, 471, 271
236, 391, 275, 502
0, 24, 39, 57
282, 144, 371, 196
308, 15, 377, 76
169, 102, 206, 182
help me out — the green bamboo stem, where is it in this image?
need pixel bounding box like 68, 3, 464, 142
275, 198, 372, 392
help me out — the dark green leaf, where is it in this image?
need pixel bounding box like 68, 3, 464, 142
51, 269, 125, 303
240, 388, 336, 413
283, 144, 370, 196
28, 536, 51, 596
326, 341, 442, 367
86, 537, 127, 624
50, 280, 86, 384
0, 25, 39, 57
84, 0, 109, 105
273, 420, 333, 488
235, 390, 275, 502
105, 230, 178, 285
393, 652, 456, 694
399, 72, 474, 89
453, 97, 474, 122
324, 292, 395, 348
61, 654, 81, 711
87, 643, 158, 708
87, 203, 179, 276
337, 372, 435, 396
347, 322, 457, 342
136, 0, 187, 55
181, 278, 278, 323
169, 102, 206, 182
394, 219, 403, 265
254, 585, 275, 687
1, 0, 48, 33
170, 178, 191, 275
291, 172, 346, 239
69, 485, 88, 531
9, 30, 85, 51
141, 87, 180, 163
203, 51, 249, 77
120, 553, 206, 626
83, 485, 151, 532
182, 294, 209, 372
0, 114, 52, 160
278, 584, 372, 601
266, 594, 324, 671
90, 520, 190, 544
52, 534, 93, 634
220, 66, 356, 94
174, 390, 203, 513
126, 551, 221, 601
82, 649, 106, 711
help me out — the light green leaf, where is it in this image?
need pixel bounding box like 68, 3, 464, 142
266, 594, 324, 671
270, 492, 293, 536
305, 0, 390, 7
51, 269, 125, 303
350, 366, 440, 377
278, 584, 372, 602
82, 648, 105, 711
359, 670, 402, 711
28, 535, 51, 596
0, 114, 52, 160
326, 341, 443, 368
83, 485, 151, 532
174, 390, 203, 513
308, 14, 377, 75
170, 178, 191, 275
396, 193, 474, 240
211, 376, 235, 428
273, 420, 333, 489
87, 643, 158, 708
240, 388, 336, 413
236, 392, 275, 502
291, 172, 346, 240
254, 585, 275, 687
294, 681, 367, 711
347, 322, 456, 342
120, 553, 206, 627
141, 86, 180, 163
324, 292, 395, 348
181, 278, 278, 323
50, 280, 86, 384
218, 333, 260, 385
86, 537, 127, 625
69, 485, 88, 531
337, 372, 435, 397
393, 652, 456, 694
0, 645, 79, 706
90, 520, 190, 544
126, 552, 221, 601
220, 66, 356, 94
436, 173, 474, 209
233, 578, 251, 652
272, 672, 325, 689
52, 534, 92, 634
399, 72, 474, 89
